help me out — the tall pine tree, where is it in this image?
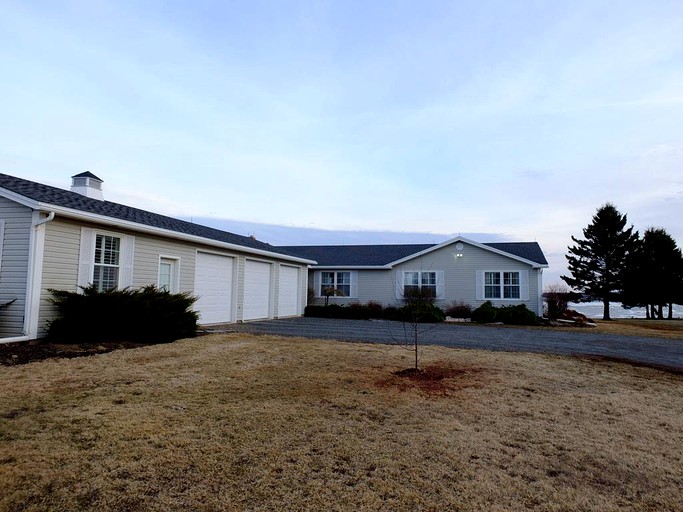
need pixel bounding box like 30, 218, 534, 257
561, 204, 639, 320
622, 228, 683, 319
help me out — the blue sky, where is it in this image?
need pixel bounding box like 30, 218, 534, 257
1, 0, 682, 284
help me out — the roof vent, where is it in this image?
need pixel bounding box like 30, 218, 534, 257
71, 171, 104, 200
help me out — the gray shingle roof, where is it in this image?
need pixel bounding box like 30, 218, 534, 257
278, 244, 435, 266
281, 241, 548, 266
0, 173, 299, 257
72, 171, 102, 181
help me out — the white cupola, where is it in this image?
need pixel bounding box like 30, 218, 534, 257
71, 172, 104, 200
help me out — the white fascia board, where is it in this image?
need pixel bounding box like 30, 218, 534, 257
386, 235, 548, 269
310, 265, 390, 270
0, 188, 40, 209
37, 203, 317, 266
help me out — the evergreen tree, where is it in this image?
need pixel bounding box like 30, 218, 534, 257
622, 228, 683, 319
561, 204, 639, 320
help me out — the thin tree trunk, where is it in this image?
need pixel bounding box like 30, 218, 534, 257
645, 306, 650, 319
657, 304, 663, 319
602, 298, 611, 320
668, 303, 673, 319
414, 327, 419, 371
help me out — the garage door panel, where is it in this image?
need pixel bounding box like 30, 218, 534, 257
195, 252, 233, 324
278, 265, 300, 317
244, 260, 271, 320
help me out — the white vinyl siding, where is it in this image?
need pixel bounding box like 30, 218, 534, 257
0, 198, 32, 337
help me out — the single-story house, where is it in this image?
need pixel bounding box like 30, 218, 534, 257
280, 239, 548, 315
0, 172, 315, 342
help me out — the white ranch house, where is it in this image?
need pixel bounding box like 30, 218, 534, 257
0, 172, 314, 342
0, 172, 548, 342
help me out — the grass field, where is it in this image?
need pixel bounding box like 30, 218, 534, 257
592, 319, 683, 340
1, 333, 681, 511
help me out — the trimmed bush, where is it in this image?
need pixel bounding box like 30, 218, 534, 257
382, 306, 402, 321
48, 285, 198, 343
496, 304, 538, 325
399, 302, 445, 323
445, 301, 473, 318
471, 301, 538, 325
471, 301, 498, 323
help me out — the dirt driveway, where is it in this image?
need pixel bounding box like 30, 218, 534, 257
221, 317, 683, 371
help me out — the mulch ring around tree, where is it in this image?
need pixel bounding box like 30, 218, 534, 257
376, 363, 490, 396
0, 341, 154, 366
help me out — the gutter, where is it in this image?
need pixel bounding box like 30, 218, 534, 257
34, 210, 55, 227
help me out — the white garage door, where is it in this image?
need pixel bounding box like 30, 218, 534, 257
278, 265, 300, 317
244, 260, 272, 320
194, 252, 233, 324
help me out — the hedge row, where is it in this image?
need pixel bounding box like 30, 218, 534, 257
305, 302, 445, 323
305, 300, 538, 326
471, 301, 539, 325
48, 285, 199, 343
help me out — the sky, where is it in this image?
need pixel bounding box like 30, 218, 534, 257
1, 0, 682, 285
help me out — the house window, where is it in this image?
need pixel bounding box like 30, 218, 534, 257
320, 271, 351, 297
158, 257, 178, 293
93, 234, 120, 291
503, 272, 520, 299
403, 271, 437, 298
484, 271, 520, 299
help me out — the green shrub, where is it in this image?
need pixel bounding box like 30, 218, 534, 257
399, 302, 445, 323
305, 304, 373, 320
471, 301, 539, 325
471, 301, 498, 323
445, 301, 473, 318
496, 304, 539, 325
382, 306, 402, 321
48, 285, 198, 343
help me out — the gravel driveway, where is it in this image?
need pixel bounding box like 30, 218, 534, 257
219, 317, 683, 371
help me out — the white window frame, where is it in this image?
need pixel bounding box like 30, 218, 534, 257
158, 256, 180, 293
78, 228, 134, 292
479, 270, 528, 301
396, 270, 444, 299
93, 233, 122, 292
314, 271, 358, 299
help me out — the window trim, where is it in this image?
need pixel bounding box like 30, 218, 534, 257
396, 270, 444, 299
314, 271, 358, 299
78, 228, 134, 292
158, 255, 180, 293
479, 270, 527, 301
93, 233, 121, 292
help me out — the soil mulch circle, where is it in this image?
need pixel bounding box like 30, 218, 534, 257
377, 362, 489, 396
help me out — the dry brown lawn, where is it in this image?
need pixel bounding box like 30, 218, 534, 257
1, 334, 681, 511
592, 319, 683, 340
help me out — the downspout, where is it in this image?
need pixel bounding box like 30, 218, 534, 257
35, 211, 55, 227
22, 210, 56, 341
